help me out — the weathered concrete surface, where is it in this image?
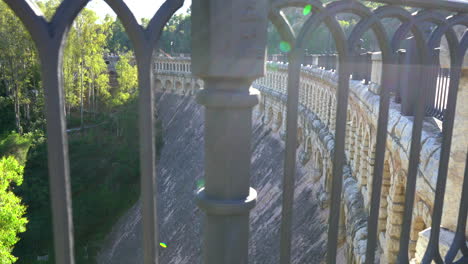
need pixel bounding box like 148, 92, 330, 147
97, 92, 326, 264
149, 58, 468, 263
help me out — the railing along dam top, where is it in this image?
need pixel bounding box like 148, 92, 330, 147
4, 0, 468, 264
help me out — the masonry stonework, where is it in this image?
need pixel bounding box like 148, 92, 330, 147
153, 57, 467, 264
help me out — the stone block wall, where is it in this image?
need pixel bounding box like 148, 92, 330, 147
153, 57, 467, 264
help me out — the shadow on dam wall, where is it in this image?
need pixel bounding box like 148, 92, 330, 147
97, 92, 326, 264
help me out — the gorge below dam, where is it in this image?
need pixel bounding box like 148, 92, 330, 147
96, 92, 330, 264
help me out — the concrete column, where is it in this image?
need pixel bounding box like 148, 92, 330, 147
191, 0, 267, 263
370, 52, 382, 94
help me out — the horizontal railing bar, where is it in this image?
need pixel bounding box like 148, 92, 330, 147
367, 0, 468, 13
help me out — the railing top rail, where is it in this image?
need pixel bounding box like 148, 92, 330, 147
368, 0, 468, 12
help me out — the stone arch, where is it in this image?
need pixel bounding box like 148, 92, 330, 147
267, 107, 274, 124
366, 138, 376, 205
348, 113, 358, 166
345, 110, 352, 154
259, 99, 265, 114
164, 80, 172, 91
301, 136, 313, 167
316, 150, 324, 182
353, 120, 364, 178
320, 89, 326, 119
409, 215, 427, 259
175, 81, 183, 94
378, 157, 392, 233
326, 92, 333, 128
275, 111, 283, 132
409, 200, 432, 259
326, 163, 333, 194
184, 82, 192, 95
155, 79, 162, 91
384, 170, 407, 264
297, 127, 303, 147
338, 202, 347, 246
330, 97, 336, 133
305, 136, 312, 155
359, 128, 371, 189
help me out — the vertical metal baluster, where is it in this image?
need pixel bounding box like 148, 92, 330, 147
439, 68, 445, 118
435, 67, 442, 117
327, 55, 351, 264
422, 61, 462, 264
1, 1, 85, 262
440, 69, 446, 119
426, 51, 438, 117
137, 53, 159, 264
445, 148, 468, 263
280, 48, 304, 264
365, 58, 395, 264
444, 69, 450, 116
40, 43, 76, 264
397, 61, 429, 264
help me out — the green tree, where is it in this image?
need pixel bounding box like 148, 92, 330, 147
106, 19, 132, 54
0, 2, 40, 134
160, 13, 191, 55
0, 156, 27, 264
113, 53, 138, 106
62, 8, 110, 126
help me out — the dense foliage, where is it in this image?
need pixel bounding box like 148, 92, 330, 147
0, 1, 165, 263
0, 1, 404, 263
0, 157, 27, 264
12, 99, 166, 263
0, 2, 41, 135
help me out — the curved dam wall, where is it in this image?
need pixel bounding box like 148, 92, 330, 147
97, 92, 327, 264
149, 57, 467, 263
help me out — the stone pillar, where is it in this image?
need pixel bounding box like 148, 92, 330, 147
366, 142, 376, 206
330, 98, 336, 133
192, 0, 268, 263
384, 173, 406, 264
378, 163, 391, 233
353, 129, 362, 178
349, 120, 356, 168
312, 85, 318, 114
320, 89, 325, 120
359, 133, 369, 200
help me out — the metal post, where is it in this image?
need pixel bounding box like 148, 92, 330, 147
395, 49, 406, 104
191, 0, 268, 263
400, 37, 420, 116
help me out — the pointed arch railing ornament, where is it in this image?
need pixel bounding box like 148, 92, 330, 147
268, 0, 468, 264
3, 0, 468, 263
3, 0, 183, 263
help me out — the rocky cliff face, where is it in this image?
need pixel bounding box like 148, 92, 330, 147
97, 93, 326, 264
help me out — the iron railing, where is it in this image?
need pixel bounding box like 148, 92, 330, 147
3, 0, 468, 264
426, 66, 451, 121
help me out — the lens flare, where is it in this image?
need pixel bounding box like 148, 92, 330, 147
303, 5, 312, 15
160, 243, 167, 248
279, 41, 291, 53
196, 179, 205, 189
